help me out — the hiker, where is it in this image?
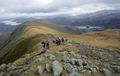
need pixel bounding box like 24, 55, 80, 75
58, 38, 61, 45
55, 39, 59, 45
61, 38, 64, 43
52, 40, 56, 44
41, 41, 46, 48
41, 41, 50, 49
46, 41, 50, 49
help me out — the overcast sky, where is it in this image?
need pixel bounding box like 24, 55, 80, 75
0, 0, 120, 19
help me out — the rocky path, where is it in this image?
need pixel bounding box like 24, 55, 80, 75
0, 41, 120, 76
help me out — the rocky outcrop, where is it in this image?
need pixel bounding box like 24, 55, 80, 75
37, 66, 45, 75
0, 64, 7, 72
52, 61, 63, 76
101, 68, 112, 76
46, 64, 52, 73
64, 63, 73, 73
0, 49, 118, 76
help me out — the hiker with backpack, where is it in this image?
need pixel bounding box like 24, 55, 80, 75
41, 41, 46, 48
41, 41, 50, 49
46, 41, 50, 49
61, 38, 64, 43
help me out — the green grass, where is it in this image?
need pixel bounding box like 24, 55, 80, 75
54, 52, 62, 61
2, 37, 42, 64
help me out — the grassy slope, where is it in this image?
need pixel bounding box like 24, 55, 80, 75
0, 19, 120, 64
55, 29, 120, 50
0, 32, 10, 46
14, 29, 120, 76
0, 21, 68, 64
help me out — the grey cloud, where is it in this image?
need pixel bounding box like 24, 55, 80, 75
0, 0, 119, 19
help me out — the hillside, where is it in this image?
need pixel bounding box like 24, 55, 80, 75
0, 20, 82, 64
57, 29, 120, 50
0, 21, 58, 64
0, 24, 17, 32
0, 32, 10, 47
0, 20, 120, 76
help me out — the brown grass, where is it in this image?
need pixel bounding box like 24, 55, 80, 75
55, 29, 120, 50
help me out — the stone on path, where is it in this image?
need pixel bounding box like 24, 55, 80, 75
37, 66, 45, 75
52, 61, 63, 76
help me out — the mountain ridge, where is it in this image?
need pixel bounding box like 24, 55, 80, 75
44, 9, 120, 29
0, 19, 119, 76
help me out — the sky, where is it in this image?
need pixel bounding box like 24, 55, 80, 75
0, 0, 120, 19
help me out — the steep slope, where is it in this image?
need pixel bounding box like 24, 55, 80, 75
0, 20, 82, 64
0, 32, 10, 46
0, 24, 17, 32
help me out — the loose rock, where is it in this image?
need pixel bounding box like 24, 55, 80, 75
7, 63, 16, 71
46, 64, 52, 73
34, 56, 45, 64
0, 64, 7, 72
37, 66, 45, 75
47, 54, 56, 61
102, 68, 112, 76
52, 61, 63, 76
0, 72, 6, 76
69, 71, 81, 76
64, 63, 73, 73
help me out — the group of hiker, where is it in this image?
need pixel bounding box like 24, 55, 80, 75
41, 38, 66, 49
52, 38, 65, 45
41, 41, 50, 49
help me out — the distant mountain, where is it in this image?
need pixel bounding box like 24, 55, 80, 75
72, 10, 120, 29
0, 17, 39, 32
0, 23, 17, 32
44, 10, 120, 29
0, 10, 119, 33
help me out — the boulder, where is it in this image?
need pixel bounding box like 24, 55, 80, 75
52, 61, 63, 76
70, 51, 76, 57
77, 59, 83, 66
34, 56, 45, 64
7, 63, 16, 71
7, 70, 22, 76
78, 66, 83, 72
47, 54, 56, 61
111, 65, 120, 73
37, 66, 45, 75
62, 56, 70, 63
81, 55, 87, 59
62, 51, 69, 57
0, 64, 7, 72
0, 72, 6, 76
102, 68, 112, 76
76, 54, 81, 59
64, 63, 73, 73
46, 64, 52, 73
82, 61, 88, 67
69, 71, 81, 76
72, 66, 78, 72
70, 58, 78, 65
84, 64, 92, 71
